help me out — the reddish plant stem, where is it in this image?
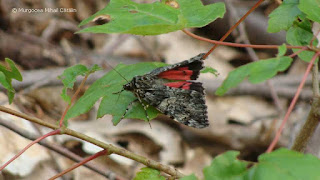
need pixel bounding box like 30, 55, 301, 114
0, 129, 61, 171
291, 58, 320, 152
182, 30, 307, 51
0, 119, 121, 179
289, 47, 309, 58
49, 150, 108, 180
310, 29, 320, 47
204, 0, 265, 58
59, 74, 89, 127
266, 52, 320, 153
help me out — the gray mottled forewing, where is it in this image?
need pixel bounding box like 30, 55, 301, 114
137, 85, 209, 128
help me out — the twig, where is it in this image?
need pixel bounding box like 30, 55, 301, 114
204, 0, 265, 58
0, 106, 57, 129
0, 105, 185, 178
0, 129, 61, 171
0, 118, 123, 179
49, 150, 108, 180
182, 29, 308, 51
226, 0, 282, 113
59, 74, 89, 127
267, 52, 320, 152
291, 58, 320, 152
30, 119, 67, 180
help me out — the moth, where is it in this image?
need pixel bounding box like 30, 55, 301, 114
118, 53, 209, 128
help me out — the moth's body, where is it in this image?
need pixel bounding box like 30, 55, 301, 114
122, 53, 209, 128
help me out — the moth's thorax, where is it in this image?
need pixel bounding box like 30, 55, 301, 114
124, 75, 158, 91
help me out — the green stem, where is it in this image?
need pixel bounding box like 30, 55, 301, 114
0, 105, 184, 178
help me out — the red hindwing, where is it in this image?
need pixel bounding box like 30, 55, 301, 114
158, 67, 194, 80
164, 82, 192, 90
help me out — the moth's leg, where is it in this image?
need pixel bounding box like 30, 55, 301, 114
121, 99, 138, 119
135, 93, 150, 121
134, 92, 152, 128
113, 89, 124, 95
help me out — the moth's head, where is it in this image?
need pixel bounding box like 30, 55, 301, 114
123, 83, 132, 90
123, 77, 136, 91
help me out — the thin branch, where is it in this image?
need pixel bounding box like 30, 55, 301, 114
0, 105, 184, 178
0, 106, 58, 129
0, 118, 123, 179
291, 55, 320, 152
226, 0, 282, 113
0, 129, 61, 171
289, 47, 309, 58
266, 52, 320, 153
205, 0, 265, 58
49, 150, 108, 180
182, 29, 308, 51
59, 74, 89, 127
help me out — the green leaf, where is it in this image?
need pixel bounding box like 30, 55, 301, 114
0, 58, 23, 81
58, 65, 89, 104
58, 64, 101, 105
134, 167, 166, 180
267, 0, 302, 33
78, 0, 225, 35
286, 22, 318, 62
180, 174, 198, 180
203, 151, 248, 180
298, 0, 320, 23
0, 58, 23, 103
247, 148, 320, 180
201, 66, 218, 76
216, 57, 293, 95
88, 64, 103, 74
0, 72, 14, 93
277, 44, 287, 57
64, 62, 167, 125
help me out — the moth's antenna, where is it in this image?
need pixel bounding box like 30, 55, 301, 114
103, 60, 129, 83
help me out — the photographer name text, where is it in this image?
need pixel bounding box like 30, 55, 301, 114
12, 8, 77, 13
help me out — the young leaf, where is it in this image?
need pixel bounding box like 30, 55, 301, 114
298, 0, 320, 23
0, 72, 14, 102
58, 65, 89, 104
277, 44, 287, 57
78, 0, 225, 35
268, 0, 302, 33
201, 66, 218, 76
88, 64, 103, 74
0, 58, 23, 81
247, 148, 320, 180
64, 62, 167, 125
216, 56, 293, 96
0, 58, 23, 103
134, 167, 165, 180
286, 21, 318, 62
58, 64, 102, 104
203, 151, 248, 180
